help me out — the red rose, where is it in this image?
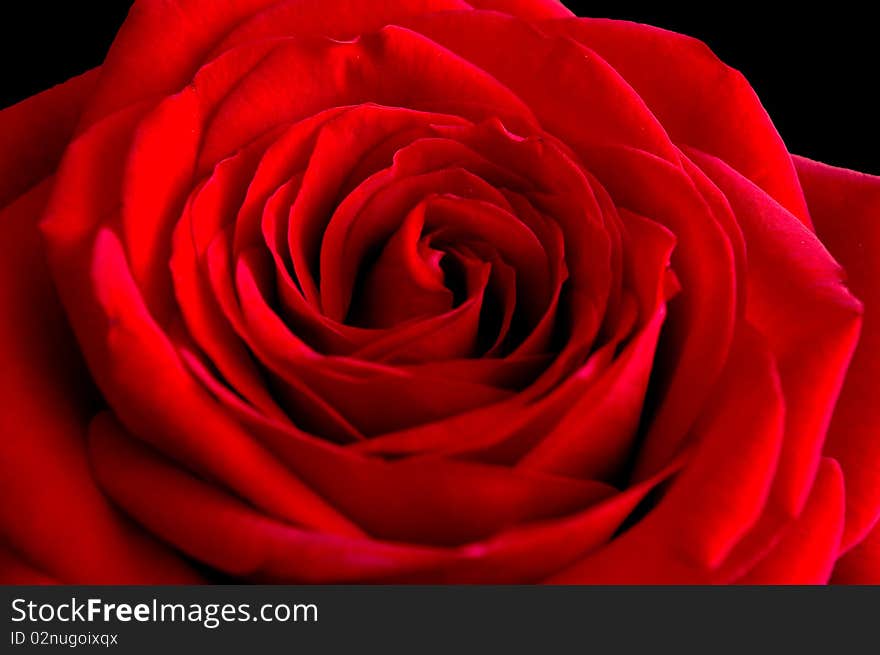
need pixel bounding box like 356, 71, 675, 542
0, 0, 877, 584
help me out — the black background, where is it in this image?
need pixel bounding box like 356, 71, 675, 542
0, 1, 877, 174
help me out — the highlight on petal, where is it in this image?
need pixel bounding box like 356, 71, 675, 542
740, 458, 845, 584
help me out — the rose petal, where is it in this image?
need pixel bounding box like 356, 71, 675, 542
403, 11, 677, 161
199, 28, 537, 166
121, 87, 201, 320
91, 409, 681, 581
833, 521, 880, 583
0, 68, 98, 205
592, 147, 737, 481
81, 0, 280, 123
549, 325, 785, 582
211, 0, 473, 58
517, 211, 675, 478
466, 0, 573, 19
794, 156, 880, 552
85, 226, 362, 536
0, 72, 199, 583
548, 18, 811, 224
694, 150, 863, 517
0, 543, 58, 585
89, 412, 447, 581
739, 458, 845, 584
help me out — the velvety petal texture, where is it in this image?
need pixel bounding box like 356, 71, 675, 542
0, 0, 876, 583
0, 75, 199, 583
794, 157, 880, 553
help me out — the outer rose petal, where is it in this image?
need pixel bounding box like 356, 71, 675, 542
739, 458, 845, 584
84, 0, 550, 126
0, 77, 199, 583
466, 0, 574, 18
0, 543, 58, 585
0, 69, 99, 205
834, 521, 880, 583
79, 0, 278, 123
794, 156, 880, 552
90, 411, 681, 582
692, 151, 862, 517
547, 18, 811, 225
